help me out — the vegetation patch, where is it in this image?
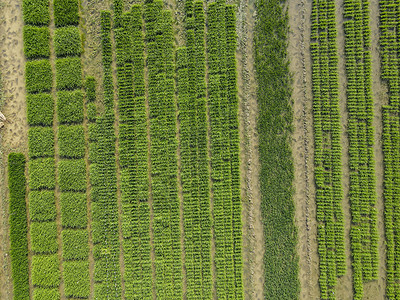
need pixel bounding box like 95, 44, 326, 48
59, 159, 86, 192
60, 192, 88, 228
30, 222, 58, 254
31, 254, 60, 288
23, 26, 50, 59
22, 0, 50, 25
63, 260, 90, 298
28, 127, 54, 158
26, 93, 54, 126
62, 229, 89, 260
55, 57, 82, 90
57, 90, 84, 124
29, 191, 56, 222
54, 26, 82, 57
33, 288, 60, 300
28, 158, 56, 190
54, 0, 79, 26
25, 59, 53, 93
58, 125, 85, 158
8, 153, 29, 300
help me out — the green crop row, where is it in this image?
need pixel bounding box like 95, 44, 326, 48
54, 0, 79, 27
113, 6, 153, 299
206, 1, 243, 298
310, 0, 347, 297
8, 153, 29, 300
343, 0, 378, 297
22, 1, 61, 298
144, 3, 183, 298
89, 11, 122, 299
54, 26, 82, 57
380, 0, 400, 297
254, 0, 299, 298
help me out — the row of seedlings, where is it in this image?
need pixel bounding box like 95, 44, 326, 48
143, 1, 183, 297
8, 153, 29, 299
310, 0, 346, 297
22, 0, 61, 298
206, 0, 243, 298
53, 0, 91, 298
343, 0, 379, 297
181, 0, 212, 298
113, 6, 153, 299
379, 0, 400, 297
89, 11, 122, 298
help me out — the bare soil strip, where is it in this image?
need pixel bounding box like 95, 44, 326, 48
288, 0, 320, 297
0, 0, 29, 298
363, 0, 387, 297
49, 0, 66, 298
334, 0, 354, 298
235, 0, 265, 298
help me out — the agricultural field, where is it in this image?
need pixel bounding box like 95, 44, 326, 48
0, 0, 400, 299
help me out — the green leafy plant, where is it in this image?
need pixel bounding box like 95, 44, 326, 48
23, 26, 50, 59
54, 26, 82, 57
85, 76, 96, 102
58, 159, 86, 192
22, 0, 50, 25
8, 153, 29, 300
29, 191, 56, 222
31, 254, 60, 288
28, 158, 55, 190
26, 60, 53, 93
55, 57, 82, 90
54, 0, 79, 27
63, 260, 90, 298
26, 93, 54, 126
58, 125, 85, 158
33, 288, 60, 300
62, 229, 89, 260
60, 192, 87, 228
57, 90, 84, 124
28, 127, 54, 158
30, 222, 58, 254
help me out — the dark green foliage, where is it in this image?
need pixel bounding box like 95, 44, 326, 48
63, 261, 90, 298
254, 0, 299, 298
54, 0, 79, 27
27, 93, 54, 126
57, 90, 84, 124
29, 191, 56, 222
55, 57, 82, 90
30, 222, 58, 254
31, 254, 60, 288
23, 26, 50, 59
87, 102, 97, 122
33, 288, 60, 300
85, 76, 96, 102
59, 159, 86, 192
22, 0, 50, 25
29, 158, 55, 190
58, 125, 85, 158
28, 127, 54, 158
8, 153, 29, 300
25, 60, 53, 93
62, 229, 88, 260
88, 123, 98, 142
60, 192, 87, 228
54, 26, 82, 57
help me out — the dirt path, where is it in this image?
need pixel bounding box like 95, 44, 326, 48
288, 0, 320, 298
0, 0, 29, 298
363, 0, 387, 297
334, 0, 354, 298
235, 0, 264, 298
